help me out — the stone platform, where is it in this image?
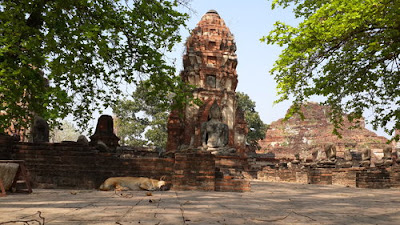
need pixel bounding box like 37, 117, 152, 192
1, 181, 400, 224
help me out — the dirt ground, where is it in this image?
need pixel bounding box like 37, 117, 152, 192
1, 181, 399, 225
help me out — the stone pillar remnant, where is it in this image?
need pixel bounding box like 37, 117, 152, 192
31, 116, 49, 143
90, 115, 119, 150
361, 148, 372, 167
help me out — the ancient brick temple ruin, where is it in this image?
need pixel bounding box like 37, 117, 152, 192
166, 10, 250, 191
1, 10, 400, 192
254, 102, 400, 188
0, 10, 251, 193
258, 102, 388, 159
167, 10, 247, 155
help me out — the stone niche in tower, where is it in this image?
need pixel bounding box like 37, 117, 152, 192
167, 10, 247, 155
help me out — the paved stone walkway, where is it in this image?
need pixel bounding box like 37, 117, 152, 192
1, 181, 399, 225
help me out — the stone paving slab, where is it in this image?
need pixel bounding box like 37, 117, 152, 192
1, 181, 400, 225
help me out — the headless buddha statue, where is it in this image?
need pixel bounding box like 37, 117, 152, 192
201, 102, 229, 150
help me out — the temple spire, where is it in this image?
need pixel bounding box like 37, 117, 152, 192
167, 10, 247, 154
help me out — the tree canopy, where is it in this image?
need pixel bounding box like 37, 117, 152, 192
112, 81, 168, 148
50, 120, 80, 143
236, 92, 268, 148
113, 91, 267, 149
0, 0, 189, 134
262, 0, 400, 137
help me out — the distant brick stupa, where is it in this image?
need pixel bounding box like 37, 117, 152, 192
167, 10, 247, 154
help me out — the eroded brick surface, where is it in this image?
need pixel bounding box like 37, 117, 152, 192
258, 102, 388, 159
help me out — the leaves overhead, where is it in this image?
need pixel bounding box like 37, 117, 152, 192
262, 0, 400, 138
0, 0, 189, 133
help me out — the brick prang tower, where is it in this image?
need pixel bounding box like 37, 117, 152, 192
167, 10, 247, 154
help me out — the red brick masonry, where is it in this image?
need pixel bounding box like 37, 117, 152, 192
0, 140, 250, 192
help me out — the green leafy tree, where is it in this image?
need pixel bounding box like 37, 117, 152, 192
112, 82, 168, 148
0, 0, 189, 133
262, 0, 400, 137
114, 90, 266, 149
50, 120, 80, 143
236, 92, 268, 148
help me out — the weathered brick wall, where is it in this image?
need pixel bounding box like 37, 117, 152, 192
356, 168, 391, 189
173, 151, 215, 191
2, 142, 174, 189
296, 171, 308, 184
390, 167, 400, 188
332, 168, 359, 187
6, 138, 400, 190
257, 168, 277, 182
215, 156, 251, 192
256, 168, 301, 183
257, 168, 309, 184
245, 156, 280, 180
253, 163, 400, 189
0, 140, 251, 192
0, 135, 13, 159
308, 168, 332, 185
172, 153, 251, 192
